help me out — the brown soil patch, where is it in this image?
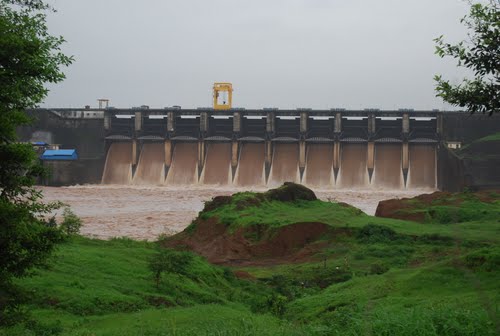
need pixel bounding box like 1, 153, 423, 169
164, 218, 337, 266
375, 190, 500, 222
233, 270, 255, 280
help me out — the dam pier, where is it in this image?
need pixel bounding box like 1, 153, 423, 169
99, 107, 439, 188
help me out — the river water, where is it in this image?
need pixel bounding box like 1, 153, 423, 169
39, 185, 429, 241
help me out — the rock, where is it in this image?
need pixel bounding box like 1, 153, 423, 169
265, 182, 317, 202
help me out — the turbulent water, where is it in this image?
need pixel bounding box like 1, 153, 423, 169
41, 185, 428, 241
303, 144, 334, 187
234, 143, 266, 186
372, 144, 404, 189
337, 144, 368, 188
200, 143, 231, 185
133, 143, 165, 185
269, 143, 300, 186
102, 142, 133, 184
166, 142, 198, 185
408, 145, 436, 188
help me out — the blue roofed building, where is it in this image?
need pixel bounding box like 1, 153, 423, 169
40, 149, 78, 161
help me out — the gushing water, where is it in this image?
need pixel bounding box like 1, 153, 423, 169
303, 144, 334, 187
235, 143, 266, 186
408, 145, 436, 188
337, 144, 368, 188
166, 142, 198, 185
269, 143, 300, 186
200, 143, 231, 185
102, 142, 132, 184
133, 143, 165, 185
372, 144, 404, 189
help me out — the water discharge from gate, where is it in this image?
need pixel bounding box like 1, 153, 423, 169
408, 145, 436, 188
166, 142, 198, 185
303, 144, 334, 187
235, 143, 265, 186
102, 142, 133, 184
133, 143, 165, 185
200, 143, 231, 185
337, 144, 368, 188
101, 141, 438, 190
372, 144, 403, 189
269, 143, 299, 186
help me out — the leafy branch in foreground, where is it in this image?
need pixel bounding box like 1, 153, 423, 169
0, 0, 72, 325
434, 1, 499, 115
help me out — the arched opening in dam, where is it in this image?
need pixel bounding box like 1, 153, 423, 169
200, 142, 232, 185
165, 142, 198, 185
268, 143, 300, 187
133, 142, 165, 185
102, 142, 133, 184
303, 144, 334, 187
234, 143, 266, 186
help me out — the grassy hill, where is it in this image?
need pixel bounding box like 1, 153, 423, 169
2, 184, 499, 335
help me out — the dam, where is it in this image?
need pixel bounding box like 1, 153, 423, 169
20, 107, 500, 190
99, 107, 440, 189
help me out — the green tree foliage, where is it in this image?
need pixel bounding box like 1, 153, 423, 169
60, 208, 82, 236
0, 0, 72, 323
149, 249, 193, 289
434, 1, 499, 115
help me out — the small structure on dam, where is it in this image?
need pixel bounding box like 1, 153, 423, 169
100, 106, 440, 189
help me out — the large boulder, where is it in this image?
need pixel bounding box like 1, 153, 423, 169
264, 182, 317, 202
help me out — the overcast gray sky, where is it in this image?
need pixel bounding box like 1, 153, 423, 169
43, 0, 474, 110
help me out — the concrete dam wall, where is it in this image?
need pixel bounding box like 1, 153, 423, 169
21, 108, 500, 190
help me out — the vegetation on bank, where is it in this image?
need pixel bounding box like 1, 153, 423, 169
2, 187, 499, 335
457, 132, 500, 161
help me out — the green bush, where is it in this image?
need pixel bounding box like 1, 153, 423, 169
419, 233, 454, 245
370, 263, 389, 275
465, 247, 500, 272
357, 224, 399, 243
59, 208, 81, 236
149, 248, 194, 288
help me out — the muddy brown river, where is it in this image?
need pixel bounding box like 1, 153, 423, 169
40, 185, 429, 241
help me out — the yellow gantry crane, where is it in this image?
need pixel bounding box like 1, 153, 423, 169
213, 82, 233, 110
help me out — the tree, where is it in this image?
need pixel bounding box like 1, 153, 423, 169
148, 249, 193, 289
0, 0, 72, 324
434, 1, 499, 115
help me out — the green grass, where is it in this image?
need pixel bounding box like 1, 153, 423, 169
474, 132, 500, 143
457, 132, 500, 160
286, 253, 500, 335
5, 305, 317, 336
199, 191, 500, 244
201, 196, 363, 229
2, 191, 500, 335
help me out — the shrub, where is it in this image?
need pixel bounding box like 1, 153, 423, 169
59, 208, 81, 236
266, 294, 288, 317
370, 263, 389, 275
418, 233, 454, 245
357, 224, 398, 243
465, 247, 500, 272
149, 249, 194, 288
